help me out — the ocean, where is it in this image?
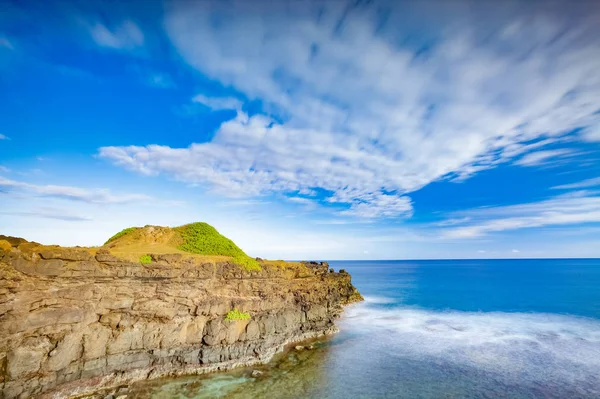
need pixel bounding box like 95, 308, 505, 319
129, 259, 600, 398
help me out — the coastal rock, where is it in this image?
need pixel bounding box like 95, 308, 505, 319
0, 237, 362, 399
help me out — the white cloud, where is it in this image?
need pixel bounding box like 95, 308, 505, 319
101, 1, 600, 218
514, 149, 576, 167
286, 196, 315, 205
582, 124, 600, 142
441, 191, 600, 238
192, 94, 243, 111
0, 166, 10, 173
99, 112, 415, 218
0, 134, 9, 140
512, 249, 520, 253
553, 177, 600, 190
0, 176, 152, 204
339, 193, 413, 218
89, 20, 144, 50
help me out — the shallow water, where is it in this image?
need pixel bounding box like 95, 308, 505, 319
129, 259, 600, 398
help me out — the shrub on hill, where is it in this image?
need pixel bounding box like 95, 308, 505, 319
175, 222, 261, 271
139, 254, 152, 264
105, 227, 137, 245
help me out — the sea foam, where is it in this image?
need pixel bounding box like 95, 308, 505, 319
340, 301, 600, 394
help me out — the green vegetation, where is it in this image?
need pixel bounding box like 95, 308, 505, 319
139, 254, 152, 264
102, 222, 262, 271
175, 222, 261, 271
105, 227, 137, 245
231, 255, 261, 271
225, 309, 251, 321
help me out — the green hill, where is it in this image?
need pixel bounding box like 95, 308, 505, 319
103, 222, 260, 271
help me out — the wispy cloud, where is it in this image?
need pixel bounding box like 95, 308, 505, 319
514, 149, 576, 167
441, 191, 600, 238
89, 20, 144, 50
192, 94, 243, 111
0, 134, 9, 140
147, 73, 174, 88
1, 207, 93, 222
286, 196, 318, 210
286, 197, 315, 205
435, 217, 472, 227
553, 177, 600, 190
312, 219, 354, 225
0, 176, 151, 204
99, 1, 600, 219
218, 199, 270, 207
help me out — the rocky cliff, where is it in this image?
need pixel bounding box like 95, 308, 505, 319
0, 226, 362, 399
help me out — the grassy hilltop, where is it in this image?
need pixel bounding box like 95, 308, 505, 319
104, 222, 261, 271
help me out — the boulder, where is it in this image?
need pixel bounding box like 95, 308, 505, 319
45, 331, 83, 372
107, 326, 143, 354
99, 295, 134, 310
100, 313, 122, 329
83, 324, 112, 360
95, 250, 121, 262
186, 316, 207, 344
245, 320, 260, 341
203, 319, 226, 346
39, 247, 93, 262
6, 338, 52, 379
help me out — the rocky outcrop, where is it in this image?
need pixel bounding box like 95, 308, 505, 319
0, 237, 362, 399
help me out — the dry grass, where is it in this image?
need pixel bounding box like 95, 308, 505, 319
261, 259, 304, 269
107, 242, 231, 263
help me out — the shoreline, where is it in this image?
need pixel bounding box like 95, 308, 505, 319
58, 328, 339, 399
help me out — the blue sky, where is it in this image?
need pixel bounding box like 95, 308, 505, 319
1, 0, 600, 260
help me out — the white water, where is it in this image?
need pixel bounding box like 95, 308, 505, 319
341, 300, 600, 393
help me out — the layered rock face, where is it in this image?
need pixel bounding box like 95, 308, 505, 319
0, 237, 361, 399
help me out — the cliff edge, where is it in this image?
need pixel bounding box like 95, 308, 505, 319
0, 224, 362, 399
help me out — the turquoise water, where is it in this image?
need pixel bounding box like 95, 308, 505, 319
130, 259, 600, 398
